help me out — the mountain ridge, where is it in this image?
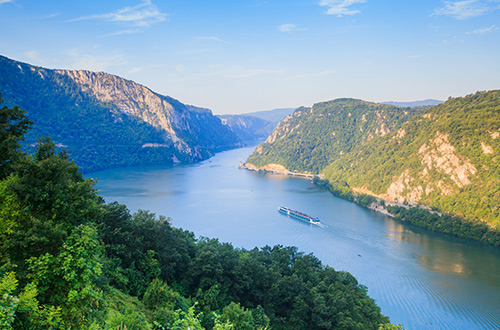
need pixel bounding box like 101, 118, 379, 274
245, 90, 500, 234
246, 98, 425, 173
0, 55, 242, 172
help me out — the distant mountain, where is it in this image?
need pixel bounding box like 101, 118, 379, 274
242, 108, 296, 124
219, 108, 296, 145
218, 114, 274, 144
246, 99, 425, 173
0, 55, 241, 172
383, 99, 443, 107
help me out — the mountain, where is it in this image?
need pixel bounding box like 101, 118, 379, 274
218, 114, 275, 144
382, 99, 443, 107
246, 90, 500, 232
0, 55, 241, 172
246, 99, 425, 173
324, 90, 500, 227
242, 107, 295, 124
219, 108, 296, 144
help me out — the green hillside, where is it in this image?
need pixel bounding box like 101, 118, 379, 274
246, 98, 425, 173
324, 90, 500, 227
0, 55, 241, 173
246, 90, 500, 242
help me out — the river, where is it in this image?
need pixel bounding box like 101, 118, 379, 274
89, 146, 500, 330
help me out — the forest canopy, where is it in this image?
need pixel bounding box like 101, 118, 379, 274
0, 96, 399, 329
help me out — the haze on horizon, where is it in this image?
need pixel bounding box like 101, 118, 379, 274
1, 0, 499, 114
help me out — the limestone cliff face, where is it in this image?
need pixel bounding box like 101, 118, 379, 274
55, 69, 241, 159
0, 55, 241, 171
323, 90, 500, 225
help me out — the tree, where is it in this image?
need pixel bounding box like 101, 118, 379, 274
0, 93, 32, 179
1, 137, 102, 274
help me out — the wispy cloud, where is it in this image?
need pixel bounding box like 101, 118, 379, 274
466, 25, 498, 34
319, 0, 367, 17
195, 36, 228, 43
433, 0, 492, 19
128, 67, 143, 74
65, 48, 128, 72
408, 54, 422, 59
278, 23, 304, 33
0, 0, 14, 4
24, 51, 45, 64
72, 0, 166, 28
104, 29, 143, 37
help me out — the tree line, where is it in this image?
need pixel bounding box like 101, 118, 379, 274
0, 95, 401, 329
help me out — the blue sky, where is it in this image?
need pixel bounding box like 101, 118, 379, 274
1, 0, 499, 114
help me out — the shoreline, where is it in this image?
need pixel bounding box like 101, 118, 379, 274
239, 162, 324, 180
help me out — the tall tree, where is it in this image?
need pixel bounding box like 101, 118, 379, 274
0, 93, 32, 179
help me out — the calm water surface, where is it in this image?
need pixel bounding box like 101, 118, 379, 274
89, 146, 500, 330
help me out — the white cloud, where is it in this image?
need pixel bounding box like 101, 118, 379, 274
72, 0, 166, 28
434, 0, 491, 19
104, 29, 142, 37
65, 49, 128, 72
466, 25, 498, 34
24, 51, 44, 63
319, 0, 367, 17
128, 67, 143, 74
278, 23, 302, 32
0, 0, 14, 4
195, 36, 228, 43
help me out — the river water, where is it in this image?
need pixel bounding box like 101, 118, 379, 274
89, 146, 500, 330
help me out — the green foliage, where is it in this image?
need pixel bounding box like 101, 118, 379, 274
0, 270, 64, 329
387, 205, 500, 247
248, 90, 500, 242
99, 287, 152, 330
220, 302, 258, 330
247, 99, 424, 174
27, 224, 103, 326
323, 90, 500, 228
0, 93, 32, 180
0, 55, 240, 173
0, 105, 393, 329
379, 323, 405, 330
143, 279, 185, 327
1, 137, 102, 274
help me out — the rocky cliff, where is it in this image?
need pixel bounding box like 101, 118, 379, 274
324, 90, 500, 226
246, 91, 500, 227
246, 99, 425, 173
0, 55, 241, 172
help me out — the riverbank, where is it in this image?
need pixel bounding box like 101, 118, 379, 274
239, 162, 323, 180
312, 177, 500, 247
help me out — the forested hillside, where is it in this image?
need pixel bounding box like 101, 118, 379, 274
246, 90, 500, 243
324, 90, 500, 227
246, 99, 425, 173
0, 98, 400, 329
0, 55, 241, 172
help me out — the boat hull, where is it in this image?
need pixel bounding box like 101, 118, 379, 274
278, 206, 320, 224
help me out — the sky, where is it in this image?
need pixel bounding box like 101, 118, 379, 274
0, 0, 499, 114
